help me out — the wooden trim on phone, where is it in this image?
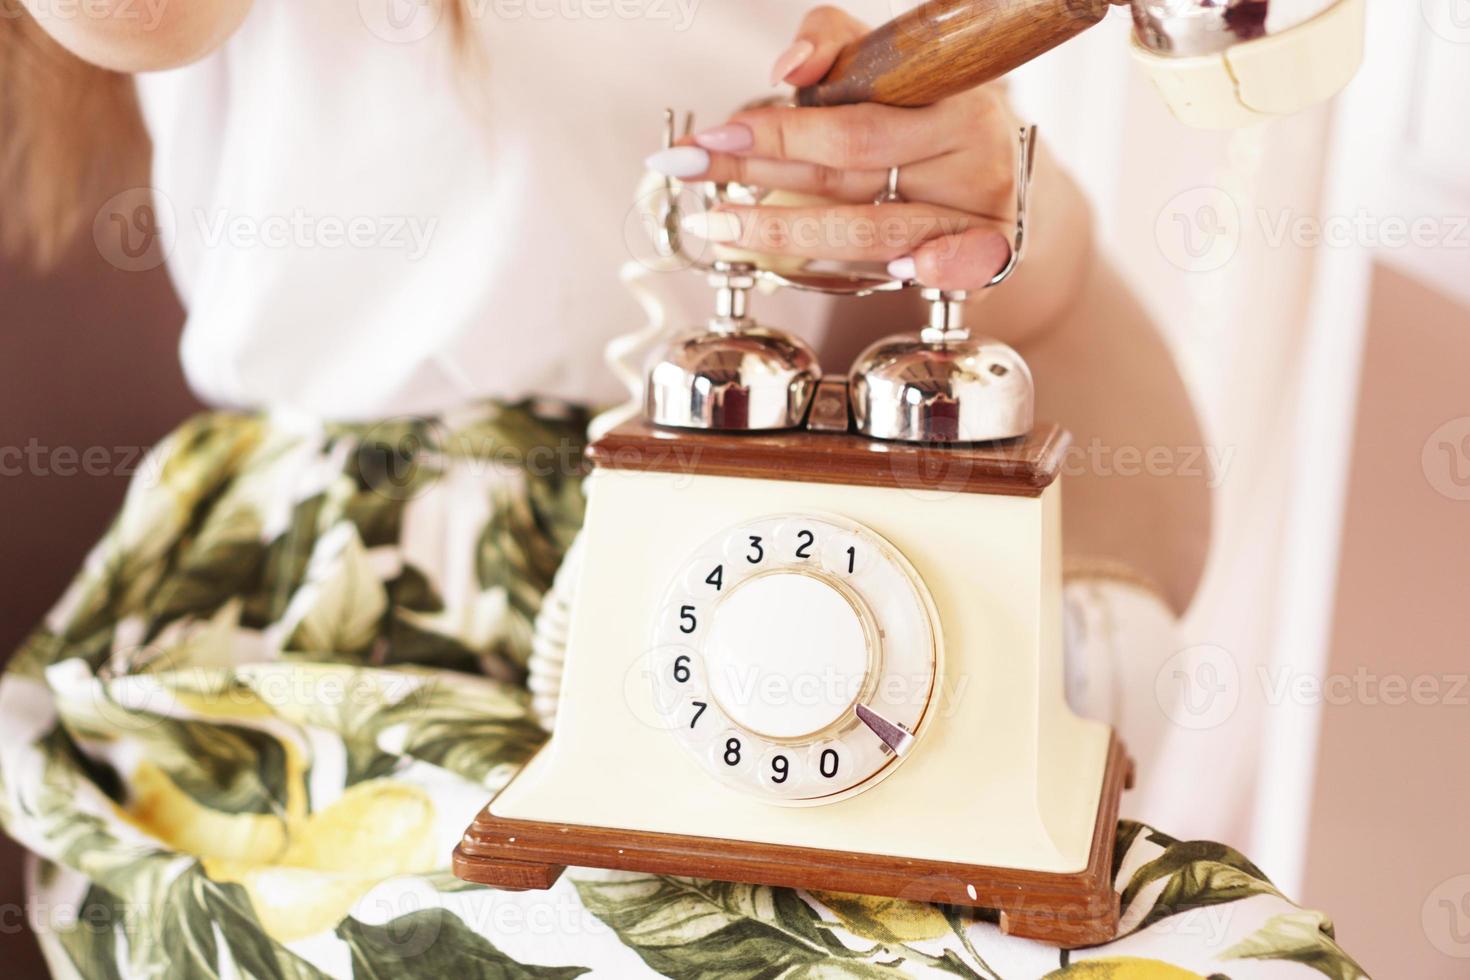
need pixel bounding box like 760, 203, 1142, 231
454, 735, 1132, 948
587, 420, 1070, 498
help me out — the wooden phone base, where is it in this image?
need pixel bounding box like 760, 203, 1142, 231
455, 735, 1134, 948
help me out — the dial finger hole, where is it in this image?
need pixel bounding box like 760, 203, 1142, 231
807, 739, 847, 787
773, 519, 825, 566
654, 598, 707, 648
676, 695, 726, 743
710, 730, 755, 777
821, 531, 872, 578
650, 646, 705, 705
757, 746, 808, 797
723, 520, 782, 571
682, 553, 731, 597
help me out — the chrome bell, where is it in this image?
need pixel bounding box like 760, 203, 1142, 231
850, 289, 1034, 444
645, 262, 820, 431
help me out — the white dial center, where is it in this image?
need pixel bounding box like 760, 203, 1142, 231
704, 572, 869, 739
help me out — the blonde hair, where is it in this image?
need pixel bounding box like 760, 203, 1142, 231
0, 0, 472, 269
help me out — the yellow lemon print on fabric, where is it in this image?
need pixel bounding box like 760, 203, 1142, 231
1044, 957, 1208, 979
124, 761, 290, 864
810, 891, 952, 943
205, 780, 439, 943
124, 761, 438, 943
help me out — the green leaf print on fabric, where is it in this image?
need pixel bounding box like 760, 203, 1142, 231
368, 674, 546, 787
281, 525, 390, 658
476, 484, 579, 674
1042, 958, 1208, 978
134, 715, 292, 818
144, 497, 265, 628
383, 616, 485, 675
49, 864, 331, 980
50, 883, 130, 980
1111, 820, 1147, 880
1120, 840, 1281, 933
336, 908, 590, 979
1223, 911, 1369, 980
250, 493, 328, 628
572, 874, 917, 980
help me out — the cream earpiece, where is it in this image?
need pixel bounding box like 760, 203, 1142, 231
1130, 0, 1366, 129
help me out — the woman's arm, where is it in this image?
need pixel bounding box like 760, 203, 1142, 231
1025, 256, 1214, 616
18, 0, 253, 72
946, 149, 1214, 615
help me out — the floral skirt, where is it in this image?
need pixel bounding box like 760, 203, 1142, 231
0, 403, 1367, 979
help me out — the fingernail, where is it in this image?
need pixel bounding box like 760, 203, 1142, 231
693, 123, 754, 153
681, 211, 742, 244
887, 256, 918, 281
644, 146, 711, 179
770, 39, 816, 87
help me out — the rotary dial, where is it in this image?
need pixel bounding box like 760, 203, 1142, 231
649, 514, 940, 804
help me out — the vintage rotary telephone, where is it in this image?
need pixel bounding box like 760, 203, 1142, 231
455, 0, 1365, 948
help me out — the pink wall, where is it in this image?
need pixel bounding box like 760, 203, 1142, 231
1302, 263, 1470, 977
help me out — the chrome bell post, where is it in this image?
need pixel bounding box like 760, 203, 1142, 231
849, 288, 1034, 443
849, 124, 1039, 443
644, 262, 821, 431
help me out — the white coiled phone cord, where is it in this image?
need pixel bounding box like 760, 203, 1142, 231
531, 251, 676, 731
527, 532, 583, 732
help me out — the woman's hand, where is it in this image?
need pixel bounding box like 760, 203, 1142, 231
645, 5, 1026, 292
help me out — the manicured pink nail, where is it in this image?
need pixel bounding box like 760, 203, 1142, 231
770, 39, 816, 87
693, 124, 754, 154
887, 257, 918, 281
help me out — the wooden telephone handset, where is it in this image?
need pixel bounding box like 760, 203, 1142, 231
799, 0, 1114, 108
797, 0, 1366, 127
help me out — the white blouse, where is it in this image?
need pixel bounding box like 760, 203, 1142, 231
134, 0, 906, 420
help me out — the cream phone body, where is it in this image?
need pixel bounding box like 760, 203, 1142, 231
455, 123, 1132, 947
